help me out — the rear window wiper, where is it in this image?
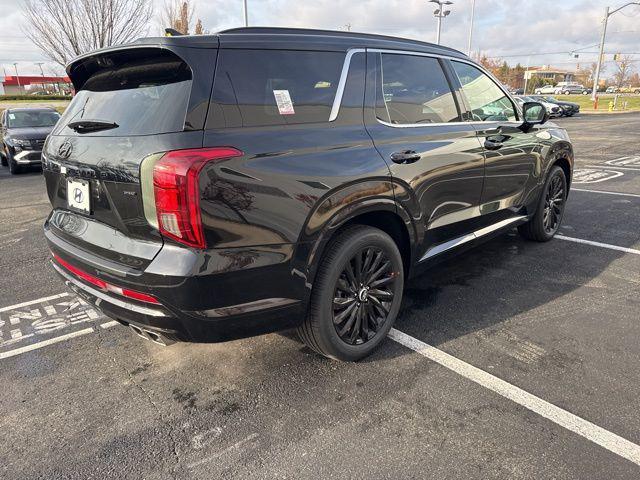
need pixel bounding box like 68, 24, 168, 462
67, 119, 119, 133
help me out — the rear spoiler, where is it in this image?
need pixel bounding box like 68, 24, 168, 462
66, 36, 220, 90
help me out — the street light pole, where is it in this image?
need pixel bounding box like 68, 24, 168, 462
243, 0, 248, 27
429, 0, 453, 45
36, 62, 46, 92
13, 63, 21, 94
467, 0, 476, 56
591, 2, 640, 101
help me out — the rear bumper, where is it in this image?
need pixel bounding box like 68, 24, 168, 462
45, 221, 308, 343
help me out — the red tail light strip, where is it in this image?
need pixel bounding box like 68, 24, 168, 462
52, 254, 160, 305
152, 147, 243, 249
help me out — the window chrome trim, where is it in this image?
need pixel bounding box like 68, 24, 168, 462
419, 215, 527, 262
328, 46, 521, 127
328, 48, 366, 122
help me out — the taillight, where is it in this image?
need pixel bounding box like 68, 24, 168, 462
152, 147, 243, 249
53, 254, 160, 305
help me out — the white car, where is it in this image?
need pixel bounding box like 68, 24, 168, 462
533, 85, 557, 95
515, 95, 562, 118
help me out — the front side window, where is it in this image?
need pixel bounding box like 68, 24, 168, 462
376, 53, 460, 125
451, 61, 516, 122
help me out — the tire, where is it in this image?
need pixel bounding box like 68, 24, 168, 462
7, 152, 20, 175
518, 165, 567, 242
0, 150, 6, 167
8, 152, 20, 174
297, 225, 404, 361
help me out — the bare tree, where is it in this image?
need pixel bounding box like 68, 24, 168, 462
162, 0, 206, 35
613, 55, 635, 88
586, 62, 599, 84
194, 19, 205, 35
23, 0, 153, 67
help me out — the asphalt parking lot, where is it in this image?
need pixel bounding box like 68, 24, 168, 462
1, 113, 639, 479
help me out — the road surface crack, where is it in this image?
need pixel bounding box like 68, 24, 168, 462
93, 328, 182, 478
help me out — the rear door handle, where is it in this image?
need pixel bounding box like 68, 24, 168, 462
390, 150, 421, 164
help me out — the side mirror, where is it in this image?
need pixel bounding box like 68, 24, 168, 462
521, 102, 549, 128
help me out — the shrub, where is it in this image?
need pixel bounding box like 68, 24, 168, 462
0, 95, 71, 101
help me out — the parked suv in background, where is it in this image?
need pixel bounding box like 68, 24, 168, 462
43, 28, 573, 361
0, 108, 60, 174
554, 83, 589, 95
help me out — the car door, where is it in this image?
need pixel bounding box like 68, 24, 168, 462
364, 51, 486, 262
448, 60, 541, 226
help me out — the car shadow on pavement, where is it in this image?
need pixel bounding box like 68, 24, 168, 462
358, 227, 635, 363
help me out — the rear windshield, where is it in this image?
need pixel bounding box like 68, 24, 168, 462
55, 49, 192, 136
208, 49, 344, 128
8, 110, 60, 128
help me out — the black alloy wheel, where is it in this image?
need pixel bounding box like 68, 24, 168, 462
519, 165, 567, 242
543, 173, 565, 235
297, 225, 404, 361
332, 246, 399, 345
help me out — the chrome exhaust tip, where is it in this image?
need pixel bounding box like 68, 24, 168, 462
129, 324, 175, 346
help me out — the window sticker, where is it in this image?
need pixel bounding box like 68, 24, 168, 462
9, 114, 15, 120
273, 90, 295, 115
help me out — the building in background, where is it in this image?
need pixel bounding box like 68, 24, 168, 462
524, 66, 581, 85
1, 75, 72, 95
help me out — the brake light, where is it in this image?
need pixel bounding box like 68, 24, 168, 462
52, 254, 160, 304
153, 147, 243, 249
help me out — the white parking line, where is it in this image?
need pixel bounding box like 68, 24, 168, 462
0, 327, 94, 360
584, 165, 640, 172
100, 320, 120, 329
388, 328, 640, 467
572, 188, 640, 199
0, 292, 70, 313
556, 235, 640, 255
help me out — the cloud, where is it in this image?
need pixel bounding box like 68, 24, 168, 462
1, 0, 638, 76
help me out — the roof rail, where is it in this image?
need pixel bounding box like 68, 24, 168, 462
218, 26, 463, 55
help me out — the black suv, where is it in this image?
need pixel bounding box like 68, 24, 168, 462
43, 28, 573, 361
1, 108, 61, 174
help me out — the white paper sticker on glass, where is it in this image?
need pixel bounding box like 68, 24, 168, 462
273, 90, 295, 115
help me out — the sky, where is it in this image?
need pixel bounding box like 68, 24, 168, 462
0, 0, 638, 78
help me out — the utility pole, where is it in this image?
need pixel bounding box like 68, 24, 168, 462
36, 62, 46, 92
243, 0, 248, 27
429, 0, 453, 45
467, 0, 476, 56
591, 2, 640, 100
523, 56, 531, 94
13, 63, 22, 94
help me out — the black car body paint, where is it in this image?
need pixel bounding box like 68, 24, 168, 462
42, 28, 574, 349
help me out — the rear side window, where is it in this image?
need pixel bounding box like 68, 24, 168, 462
376, 53, 460, 125
208, 50, 344, 128
451, 61, 517, 122
56, 49, 192, 136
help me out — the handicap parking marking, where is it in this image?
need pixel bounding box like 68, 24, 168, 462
0, 292, 108, 353
605, 156, 640, 167
573, 168, 624, 184
0, 328, 95, 360
388, 329, 640, 467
